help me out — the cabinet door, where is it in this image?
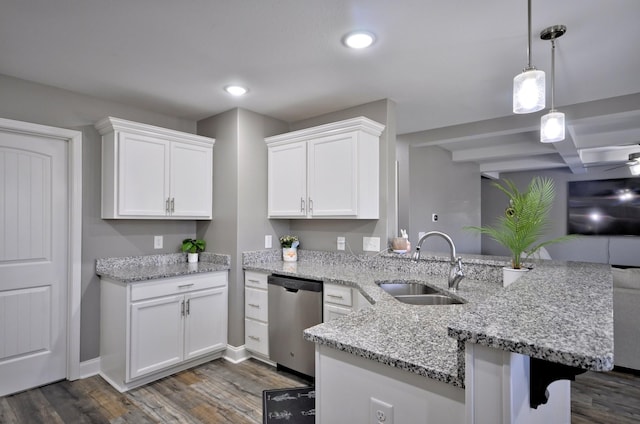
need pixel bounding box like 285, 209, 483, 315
118, 132, 170, 216
170, 142, 213, 218
308, 133, 358, 216
268, 141, 307, 217
184, 287, 227, 360
129, 295, 184, 380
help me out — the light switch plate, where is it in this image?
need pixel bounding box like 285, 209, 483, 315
154, 235, 163, 249
337, 236, 346, 251
265, 235, 272, 249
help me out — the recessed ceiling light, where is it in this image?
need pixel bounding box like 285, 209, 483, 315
342, 31, 376, 49
224, 85, 248, 96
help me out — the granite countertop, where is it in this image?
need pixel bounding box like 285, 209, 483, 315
243, 249, 614, 388
96, 252, 231, 283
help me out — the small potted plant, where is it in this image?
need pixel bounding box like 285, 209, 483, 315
181, 238, 206, 263
466, 177, 576, 286
279, 235, 299, 262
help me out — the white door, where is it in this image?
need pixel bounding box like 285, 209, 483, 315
184, 287, 227, 360
129, 294, 184, 380
308, 132, 358, 216
170, 142, 212, 218
118, 132, 169, 217
0, 131, 68, 396
267, 141, 308, 217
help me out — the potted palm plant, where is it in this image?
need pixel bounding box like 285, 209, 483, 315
181, 238, 206, 263
466, 177, 575, 286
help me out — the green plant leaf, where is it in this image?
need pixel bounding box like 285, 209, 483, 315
465, 177, 577, 268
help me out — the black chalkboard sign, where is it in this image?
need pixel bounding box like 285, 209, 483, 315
263, 387, 315, 424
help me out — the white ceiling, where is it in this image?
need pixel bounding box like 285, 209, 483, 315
1, 0, 639, 176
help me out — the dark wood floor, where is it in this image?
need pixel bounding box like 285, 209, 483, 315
571, 367, 640, 424
1, 359, 638, 423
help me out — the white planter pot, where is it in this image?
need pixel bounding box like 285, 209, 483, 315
502, 267, 529, 287
282, 247, 298, 262
187, 252, 199, 263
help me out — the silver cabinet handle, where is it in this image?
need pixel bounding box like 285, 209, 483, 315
248, 335, 260, 341
327, 294, 344, 299
186, 299, 190, 315
181, 300, 185, 317
178, 284, 194, 289
248, 303, 260, 308
309, 198, 313, 212
166, 198, 170, 213
170, 197, 175, 213
247, 279, 260, 284
301, 197, 305, 213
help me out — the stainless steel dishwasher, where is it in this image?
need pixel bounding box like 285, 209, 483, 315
268, 274, 323, 377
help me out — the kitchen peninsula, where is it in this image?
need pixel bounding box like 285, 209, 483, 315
243, 249, 613, 424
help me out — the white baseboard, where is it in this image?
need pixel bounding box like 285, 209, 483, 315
79, 357, 101, 379
223, 344, 249, 364
79, 346, 258, 380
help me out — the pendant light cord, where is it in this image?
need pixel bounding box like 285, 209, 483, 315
526, 0, 532, 69
550, 39, 556, 110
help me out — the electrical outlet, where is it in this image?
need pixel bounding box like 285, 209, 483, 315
337, 236, 346, 251
154, 235, 163, 249
363, 236, 380, 252
370, 397, 393, 424
432, 213, 438, 222
265, 235, 272, 249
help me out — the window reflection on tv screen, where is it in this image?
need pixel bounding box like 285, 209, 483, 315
568, 178, 640, 236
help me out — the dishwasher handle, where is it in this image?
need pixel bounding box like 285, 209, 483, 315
268, 274, 323, 293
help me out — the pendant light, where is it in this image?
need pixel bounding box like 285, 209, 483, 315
513, 0, 545, 114
540, 25, 567, 143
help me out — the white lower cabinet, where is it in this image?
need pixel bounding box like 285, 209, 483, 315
244, 271, 270, 359
100, 271, 228, 392
323, 282, 371, 322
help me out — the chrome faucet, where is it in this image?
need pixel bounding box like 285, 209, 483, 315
411, 231, 465, 292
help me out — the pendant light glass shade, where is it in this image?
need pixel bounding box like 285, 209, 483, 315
540, 110, 565, 143
513, 69, 545, 113
513, 0, 545, 114
539, 25, 567, 143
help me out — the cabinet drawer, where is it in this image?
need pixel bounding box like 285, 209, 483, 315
324, 303, 352, 323
324, 284, 352, 307
131, 272, 227, 301
245, 271, 268, 290
245, 319, 269, 356
245, 287, 268, 322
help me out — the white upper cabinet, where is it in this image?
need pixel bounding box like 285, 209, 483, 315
265, 117, 385, 219
96, 117, 215, 219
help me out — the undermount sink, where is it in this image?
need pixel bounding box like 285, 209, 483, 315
377, 282, 465, 305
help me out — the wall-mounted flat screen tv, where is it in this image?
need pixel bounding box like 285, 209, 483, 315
568, 178, 640, 236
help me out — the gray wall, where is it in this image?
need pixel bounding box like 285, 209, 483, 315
287, 99, 398, 253
396, 135, 410, 237
197, 108, 289, 347
481, 168, 640, 266
0, 74, 199, 361
400, 143, 481, 255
